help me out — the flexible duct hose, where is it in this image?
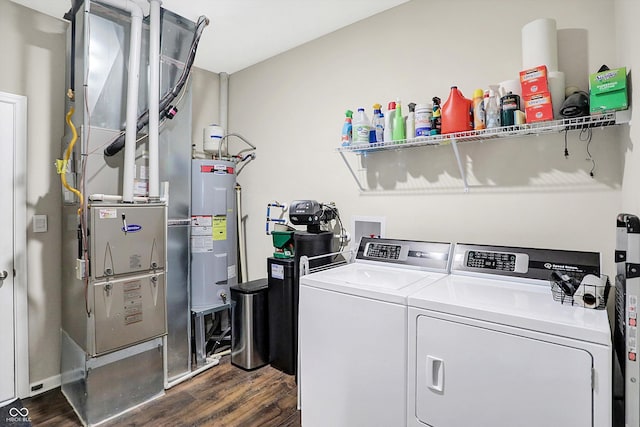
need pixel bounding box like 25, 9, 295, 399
59, 106, 84, 215
104, 15, 209, 157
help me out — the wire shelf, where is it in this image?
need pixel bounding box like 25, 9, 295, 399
337, 110, 630, 193
337, 112, 625, 154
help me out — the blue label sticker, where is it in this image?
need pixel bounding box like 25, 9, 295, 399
123, 224, 142, 233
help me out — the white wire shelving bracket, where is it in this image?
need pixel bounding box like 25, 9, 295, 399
337, 111, 631, 193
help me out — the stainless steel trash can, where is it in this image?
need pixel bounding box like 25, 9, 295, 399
230, 278, 270, 370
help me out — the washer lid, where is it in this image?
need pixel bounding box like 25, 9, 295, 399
408, 275, 611, 345
300, 263, 447, 304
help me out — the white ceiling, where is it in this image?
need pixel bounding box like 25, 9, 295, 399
9, 0, 409, 73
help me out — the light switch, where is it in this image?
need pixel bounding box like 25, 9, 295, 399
33, 215, 48, 233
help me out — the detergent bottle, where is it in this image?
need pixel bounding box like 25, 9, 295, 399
441, 86, 472, 135
341, 110, 353, 146
353, 108, 371, 144
430, 97, 441, 135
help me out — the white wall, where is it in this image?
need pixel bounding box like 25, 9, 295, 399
190, 68, 221, 156
0, 0, 67, 386
230, 0, 625, 282
616, 0, 640, 214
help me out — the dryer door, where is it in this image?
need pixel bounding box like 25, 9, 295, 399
414, 314, 593, 427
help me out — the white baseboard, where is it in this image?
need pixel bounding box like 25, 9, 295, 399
29, 374, 61, 397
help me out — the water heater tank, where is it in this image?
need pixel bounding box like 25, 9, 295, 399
191, 159, 237, 310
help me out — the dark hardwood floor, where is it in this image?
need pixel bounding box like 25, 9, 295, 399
23, 357, 300, 427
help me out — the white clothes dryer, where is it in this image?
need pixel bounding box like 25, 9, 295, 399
407, 243, 612, 427
299, 237, 452, 427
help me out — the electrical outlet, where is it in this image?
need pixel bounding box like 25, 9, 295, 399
33, 215, 48, 233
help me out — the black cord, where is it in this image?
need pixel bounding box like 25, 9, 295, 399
580, 128, 595, 177
564, 129, 569, 157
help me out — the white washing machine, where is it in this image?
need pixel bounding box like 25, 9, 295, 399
299, 237, 452, 427
407, 243, 612, 427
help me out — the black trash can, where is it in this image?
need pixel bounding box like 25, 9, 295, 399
230, 278, 270, 370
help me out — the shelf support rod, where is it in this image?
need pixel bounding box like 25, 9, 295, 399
450, 138, 469, 192
339, 151, 366, 192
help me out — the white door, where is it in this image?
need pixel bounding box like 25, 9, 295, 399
0, 92, 28, 404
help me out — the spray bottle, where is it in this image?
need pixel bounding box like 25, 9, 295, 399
341, 110, 353, 146
406, 102, 416, 139
383, 101, 396, 143
392, 100, 406, 142
372, 103, 384, 143
485, 85, 501, 129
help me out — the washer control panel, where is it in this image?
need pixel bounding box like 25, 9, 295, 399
453, 243, 600, 281
357, 237, 452, 271
465, 250, 527, 273
364, 242, 405, 261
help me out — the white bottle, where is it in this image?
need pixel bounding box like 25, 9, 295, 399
485, 87, 501, 129
383, 101, 396, 143
353, 108, 371, 144
406, 102, 416, 139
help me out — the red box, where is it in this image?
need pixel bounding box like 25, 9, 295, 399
520, 65, 549, 97
524, 92, 553, 123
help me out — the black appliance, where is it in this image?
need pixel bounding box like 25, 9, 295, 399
267, 200, 337, 376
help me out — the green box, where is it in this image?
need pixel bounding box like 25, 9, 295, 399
589, 67, 628, 113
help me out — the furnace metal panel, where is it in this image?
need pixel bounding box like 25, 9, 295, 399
90, 204, 166, 278
166, 224, 191, 380
93, 272, 167, 355
61, 332, 164, 426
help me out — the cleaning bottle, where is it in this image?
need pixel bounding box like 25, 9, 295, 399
341, 110, 353, 146
353, 108, 371, 144
406, 102, 416, 139
472, 89, 486, 130
485, 85, 501, 129
430, 97, 441, 135
372, 103, 384, 143
441, 86, 472, 135
383, 101, 396, 142
392, 100, 406, 142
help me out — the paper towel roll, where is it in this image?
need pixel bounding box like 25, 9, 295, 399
522, 18, 558, 71
548, 71, 566, 119
573, 274, 605, 309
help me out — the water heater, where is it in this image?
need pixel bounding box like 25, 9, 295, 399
191, 159, 237, 310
